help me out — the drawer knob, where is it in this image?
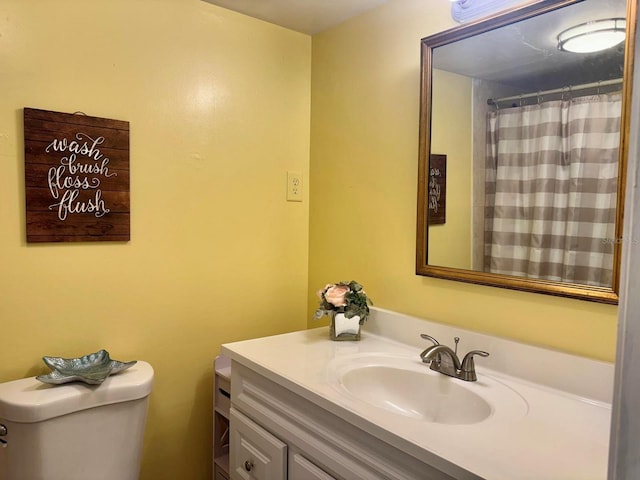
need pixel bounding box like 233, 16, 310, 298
244, 460, 254, 472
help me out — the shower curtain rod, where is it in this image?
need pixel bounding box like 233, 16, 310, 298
487, 78, 623, 106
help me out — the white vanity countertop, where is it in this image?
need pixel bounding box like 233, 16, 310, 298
222, 312, 612, 480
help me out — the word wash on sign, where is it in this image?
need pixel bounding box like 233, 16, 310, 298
46, 133, 116, 220
24, 108, 130, 243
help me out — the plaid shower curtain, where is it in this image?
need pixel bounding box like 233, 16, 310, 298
484, 93, 621, 287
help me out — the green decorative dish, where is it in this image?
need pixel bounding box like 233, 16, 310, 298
36, 349, 136, 385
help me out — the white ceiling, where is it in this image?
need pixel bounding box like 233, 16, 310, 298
201, 0, 389, 35
435, 0, 626, 91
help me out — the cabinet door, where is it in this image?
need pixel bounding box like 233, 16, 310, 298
230, 408, 287, 480
289, 453, 337, 480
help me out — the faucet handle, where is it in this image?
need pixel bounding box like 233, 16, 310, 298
420, 334, 439, 346
461, 350, 490, 373
459, 350, 489, 381
419, 335, 440, 366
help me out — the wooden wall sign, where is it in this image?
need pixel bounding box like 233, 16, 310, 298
24, 108, 130, 242
428, 154, 446, 225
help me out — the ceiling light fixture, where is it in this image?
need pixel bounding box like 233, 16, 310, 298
557, 18, 626, 53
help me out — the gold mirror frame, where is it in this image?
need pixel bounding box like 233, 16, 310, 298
416, 0, 636, 304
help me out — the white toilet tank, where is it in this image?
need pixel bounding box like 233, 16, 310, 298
0, 360, 153, 480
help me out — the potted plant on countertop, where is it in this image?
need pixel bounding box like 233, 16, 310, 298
314, 280, 373, 341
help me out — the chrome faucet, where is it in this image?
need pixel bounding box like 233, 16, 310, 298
419, 334, 489, 382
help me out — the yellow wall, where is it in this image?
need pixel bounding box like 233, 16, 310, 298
429, 69, 473, 268
0, 0, 622, 478
0, 1, 310, 479
308, 0, 617, 361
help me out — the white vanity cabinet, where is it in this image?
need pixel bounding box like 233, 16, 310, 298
229, 361, 456, 480
222, 310, 614, 480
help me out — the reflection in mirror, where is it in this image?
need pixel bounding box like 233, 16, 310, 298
416, 0, 635, 303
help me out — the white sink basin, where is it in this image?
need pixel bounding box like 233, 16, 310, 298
340, 365, 491, 424
327, 353, 528, 425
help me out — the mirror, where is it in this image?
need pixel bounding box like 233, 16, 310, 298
416, 0, 636, 304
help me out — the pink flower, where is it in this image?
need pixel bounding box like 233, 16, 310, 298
317, 284, 333, 299
324, 284, 349, 307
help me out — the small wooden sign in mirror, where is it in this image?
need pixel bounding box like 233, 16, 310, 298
428, 154, 446, 225
24, 108, 130, 243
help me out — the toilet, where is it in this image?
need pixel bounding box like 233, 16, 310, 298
0, 361, 153, 480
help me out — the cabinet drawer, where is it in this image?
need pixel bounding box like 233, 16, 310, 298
289, 453, 336, 480
230, 408, 287, 480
